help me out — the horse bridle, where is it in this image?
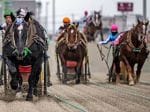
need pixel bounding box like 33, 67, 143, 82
126, 29, 145, 53
92, 12, 101, 27
65, 25, 80, 49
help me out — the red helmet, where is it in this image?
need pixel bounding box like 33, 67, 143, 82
84, 11, 88, 16
111, 24, 118, 32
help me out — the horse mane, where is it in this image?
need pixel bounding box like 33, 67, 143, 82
27, 19, 48, 50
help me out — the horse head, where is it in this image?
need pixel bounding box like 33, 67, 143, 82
11, 12, 33, 59
66, 24, 78, 49
128, 19, 149, 51
92, 10, 102, 27
133, 19, 149, 42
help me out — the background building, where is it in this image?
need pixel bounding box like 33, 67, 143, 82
0, 0, 41, 25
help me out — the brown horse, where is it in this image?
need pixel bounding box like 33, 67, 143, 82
84, 11, 103, 42
56, 24, 90, 84
114, 19, 149, 85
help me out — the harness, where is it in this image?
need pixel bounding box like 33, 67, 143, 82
56, 30, 87, 49
3, 20, 48, 52
126, 30, 145, 53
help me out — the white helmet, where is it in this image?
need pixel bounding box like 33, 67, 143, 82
16, 8, 27, 18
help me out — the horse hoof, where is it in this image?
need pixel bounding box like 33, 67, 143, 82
108, 78, 111, 83
112, 78, 116, 82
135, 79, 139, 84
115, 82, 121, 85
129, 80, 134, 86
10, 80, 18, 90
88, 73, 91, 78
26, 95, 33, 101
33, 88, 38, 96
16, 87, 22, 92
62, 78, 67, 84
62, 80, 67, 84
106, 73, 110, 76
0, 80, 3, 86
75, 79, 80, 84
47, 82, 52, 87
56, 74, 61, 81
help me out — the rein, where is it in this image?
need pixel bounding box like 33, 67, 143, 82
97, 44, 110, 71
3, 22, 17, 49
10, 20, 46, 49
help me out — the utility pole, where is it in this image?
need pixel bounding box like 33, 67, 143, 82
52, 0, 55, 35
36, 1, 41, 23
71, 13, 75, 22
45, 2, 49, 31
143, 0, 147, 19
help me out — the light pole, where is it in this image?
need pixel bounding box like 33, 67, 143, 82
143, 0, 147, 19
45, 1, 49, 31
36, 1, 41, 23
52, 0, 55, 35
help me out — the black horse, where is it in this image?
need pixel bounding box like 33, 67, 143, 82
2, 12, 48, 100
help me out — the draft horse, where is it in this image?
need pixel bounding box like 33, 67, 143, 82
56, 24, 90, 84
113, 19, 149, 85
2, 12, 48, 100
84, 11, 103, 42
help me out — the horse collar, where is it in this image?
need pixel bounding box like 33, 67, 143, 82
127, 31, 144, 53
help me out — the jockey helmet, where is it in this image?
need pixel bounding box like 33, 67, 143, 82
16, 8, 27, 18
111, 24, 118, 32
63, 17, 71, 24
84, 11, 88, 16
4, 9, 13, 18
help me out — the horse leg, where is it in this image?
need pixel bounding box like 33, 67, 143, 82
46, 62, 52, 87
87, 56, 91, 78
76, 60, 83, 84
0, 61, 4, 85
27, 73, 34, 101
120, 61, 128, 82
60, 53, 67, 84
136, 62, 145, 83
131, 64, 137, 83
76, 66, 81, 84
84, 62, 87, 82
26, 57, 43, 101
5, 58, 19, 90
33, 65, 42, 96
62, 65, 67, 84
16, 73, 22, 92
56, 52, 61, 80
122, 56, 134, 85
100, 31, 103, 41
9, 71, 19, 90
127, 64, 135, 86
114, 57, 121, 84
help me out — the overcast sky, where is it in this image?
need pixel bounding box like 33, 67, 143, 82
40, 0, 149, 18
38, 0, 150, 32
